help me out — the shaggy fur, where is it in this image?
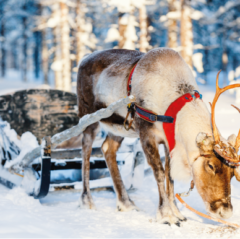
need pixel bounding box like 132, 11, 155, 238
77, 48, 240, 224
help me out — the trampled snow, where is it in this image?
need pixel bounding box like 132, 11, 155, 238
1, 76, 240, 237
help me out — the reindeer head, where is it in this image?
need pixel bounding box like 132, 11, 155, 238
192, 71, 240, 219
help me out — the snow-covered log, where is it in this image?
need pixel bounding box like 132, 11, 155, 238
16, 95, 135, 168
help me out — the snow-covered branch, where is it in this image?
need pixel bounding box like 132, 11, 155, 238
13, 95, 135, 169
201, 0, 240, 25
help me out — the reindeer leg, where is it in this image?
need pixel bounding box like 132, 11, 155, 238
139, 131, 181, 226
102, 133, 137, 211
165, 146, 187, 222
79, 123, 99, 209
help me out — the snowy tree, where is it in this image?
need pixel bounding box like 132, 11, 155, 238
167, 0, 178, 49
75, 0, 86, 64
0, 0, 6, 78
59, 2, 71, 92
0, 0, 44, 82
41, 6, 49, 85
118, 10, 138, 50
75, 0, 97, 64
139, 3, 149, 52
1, 0, 240, 91
50, 3, 62, 88
198, 0, 240, 84
180, 0, 193, 68
106, 0, 140, 50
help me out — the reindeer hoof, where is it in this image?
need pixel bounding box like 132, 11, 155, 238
157, 208, 181, 226
161, 219, 181, 227
163, 222, 171, 226
175, 222, 181, 227
179, 217, 187, 222
79, 193, 96, 210
116, 200, 138, 212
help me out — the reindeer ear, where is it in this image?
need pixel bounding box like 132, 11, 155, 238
196, 132, 214, 154
227, 134, 237, 147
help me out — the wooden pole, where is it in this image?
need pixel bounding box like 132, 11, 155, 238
12, 96, 135, 169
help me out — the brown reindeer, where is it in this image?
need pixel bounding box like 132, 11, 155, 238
77, 48, 240, 226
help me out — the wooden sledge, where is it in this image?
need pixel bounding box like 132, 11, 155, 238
0, 90, 143, 199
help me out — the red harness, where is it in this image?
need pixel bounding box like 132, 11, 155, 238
163, 91, 202, 152
126, 64, 202, 153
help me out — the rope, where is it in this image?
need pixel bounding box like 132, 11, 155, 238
8, 169, 24, 178
175, 193, 240, 228
13, 172, 24, 178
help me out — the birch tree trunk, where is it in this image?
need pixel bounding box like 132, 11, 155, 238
168, 0, 178, 49
118, 12, 128, 49
41, 6, 49, 85
180, 0, 193, 68
34, 3, 42, 79
42, 27, 49, 84
34, 31, 41, 79
118, 7, 137, 50
52, 3, 62, 89
22, 2, 27, 82
76, 0, 86, 64
139, 4, 148, 52
0, 17, 5, 78
60, 2, 71, 92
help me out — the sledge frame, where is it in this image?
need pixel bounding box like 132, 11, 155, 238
0, 90, 138, 198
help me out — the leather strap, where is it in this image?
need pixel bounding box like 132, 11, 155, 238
135, 104, 173, 123
127, 65, 173, 124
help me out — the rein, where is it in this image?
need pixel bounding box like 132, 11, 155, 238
177, 166, 240, 228
176, 192, 240, 228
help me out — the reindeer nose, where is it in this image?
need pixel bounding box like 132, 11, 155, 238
218, 202, 233, 219
210, 200, 233, 219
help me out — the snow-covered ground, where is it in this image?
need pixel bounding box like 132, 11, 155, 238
1, 72, 240, 238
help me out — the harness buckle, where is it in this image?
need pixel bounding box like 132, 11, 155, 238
124, 103, 135, 131
149, 115, 157, 122
193, 90, 202, 99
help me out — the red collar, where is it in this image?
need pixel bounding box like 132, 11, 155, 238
163, 91, 202, 152
127, 64, 137, 96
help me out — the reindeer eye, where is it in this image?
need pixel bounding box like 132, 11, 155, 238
209, 164, 214, 170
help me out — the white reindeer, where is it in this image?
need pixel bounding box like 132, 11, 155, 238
77, 48, 240, 226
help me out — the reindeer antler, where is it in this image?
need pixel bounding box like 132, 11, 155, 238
211, 70, 240, 143
210, 70, 240, 165
232, 104, 240, 113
